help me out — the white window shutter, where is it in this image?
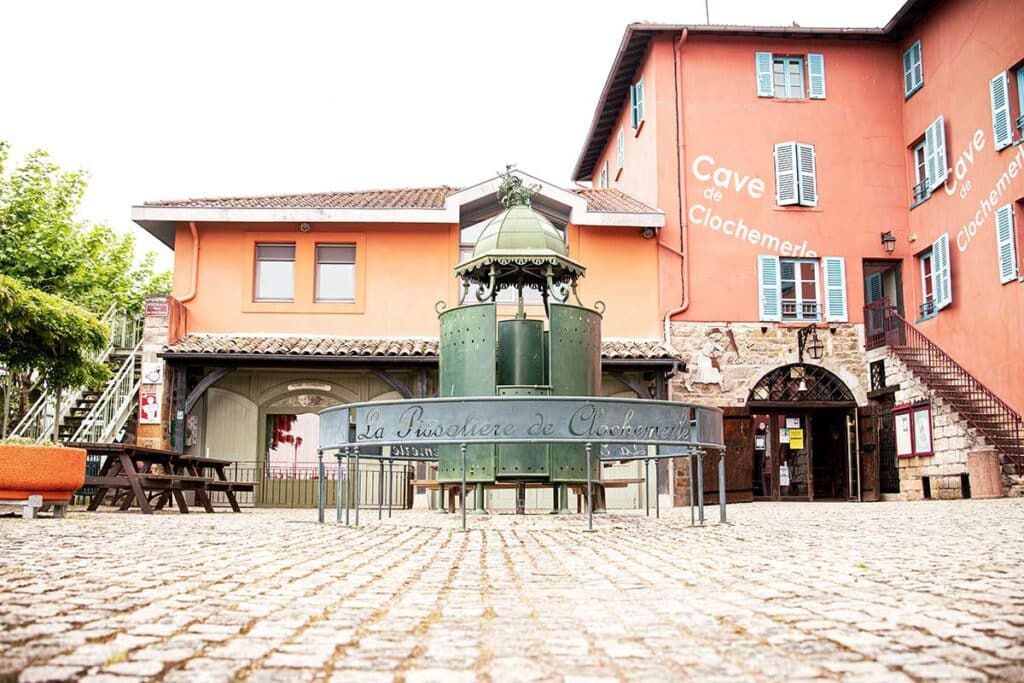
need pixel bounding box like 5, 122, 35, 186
924, 116, 948, 191
995, 204, 1018, 283
758, 255, 782, 321
796, 143, 818, 207
990, 72, 1013, 151
932, 233, 952, 310
756, 52, 774, 97
774, 142, 798, 206
807, 54, 826, 99
822, 257, 848, 322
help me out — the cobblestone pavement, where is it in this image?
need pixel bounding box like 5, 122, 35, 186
2, 499, 1023, 682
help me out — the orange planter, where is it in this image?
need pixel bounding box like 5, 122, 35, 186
0, 445, 87, 503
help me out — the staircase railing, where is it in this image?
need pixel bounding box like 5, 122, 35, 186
69, 337, 143, 444
10, 305, 142, 442
868, 300, 1023, 472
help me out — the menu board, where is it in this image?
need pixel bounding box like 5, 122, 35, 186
895, 411, 913, 456
913, 408, 932, 454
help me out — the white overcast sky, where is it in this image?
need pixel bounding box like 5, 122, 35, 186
1, 0, 904, 269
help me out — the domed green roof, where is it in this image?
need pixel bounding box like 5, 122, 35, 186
471, 205, 568, 259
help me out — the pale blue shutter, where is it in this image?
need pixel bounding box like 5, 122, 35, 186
774, 142, 798, 206
756, 52, 774, 97
995, 204, 1018, 283
924, 116, 948, 191
635, 79, 645, 122
903, 41, 923, 97
866, 272, 884, 303
758, 255, 782, 321
630, 84, 639, 129
807, 54, 826, 99
932, 233, 952, 310
902, 46, 914, 95
990, 72, 1013, 151
796, 143, 818, 207
822, 257, 848, 322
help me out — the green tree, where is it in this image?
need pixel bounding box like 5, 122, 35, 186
0, 141, 171, 314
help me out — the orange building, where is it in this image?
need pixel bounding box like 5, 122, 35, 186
135, 0, 1022, 506
572, 0, 1023, 501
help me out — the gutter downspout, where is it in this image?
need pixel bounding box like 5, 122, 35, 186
663, 28, 690, 346
179, 221, 200, 303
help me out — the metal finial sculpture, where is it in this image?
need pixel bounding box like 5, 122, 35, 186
497, 165, 541, 208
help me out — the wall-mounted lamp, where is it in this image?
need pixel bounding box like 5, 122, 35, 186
797, 324, 824, 363
880, 230, 897, 254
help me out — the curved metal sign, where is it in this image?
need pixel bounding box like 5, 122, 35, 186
320, 396, 724, 450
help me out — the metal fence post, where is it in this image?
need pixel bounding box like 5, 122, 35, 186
388, 459, 394, 518
317, 450, 325, 524
585, 442, 594, 532
344, 447, 350, 526
354, 447, 360, 527
697, 451, 705, 526
335, 451, 343, 524
378, 459, 384, 520
718, 451, 727, 524
460, 443, 467, 533
655, 457, 660, 519
688, 454, 694, 527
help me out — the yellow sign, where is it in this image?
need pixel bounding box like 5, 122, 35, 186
788, 428, 804, 449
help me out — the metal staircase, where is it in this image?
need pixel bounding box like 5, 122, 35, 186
9, 306, 142, 443
866, 299, 1023, 475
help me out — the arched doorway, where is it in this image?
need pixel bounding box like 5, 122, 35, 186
747, 364, 859, 501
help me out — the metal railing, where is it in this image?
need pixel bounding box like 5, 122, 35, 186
866, 299, 1023, 472
10, 305, 142, 442
68, 338, 142, 444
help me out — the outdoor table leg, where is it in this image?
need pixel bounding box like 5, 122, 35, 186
87, 455, 121, 511
119, 453, 152, 514
170, 489, 190, 513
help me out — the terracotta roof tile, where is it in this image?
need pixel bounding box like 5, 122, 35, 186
145, 186, 658, 215
163, 334, 678, 361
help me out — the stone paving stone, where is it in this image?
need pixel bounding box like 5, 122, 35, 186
0, 501, 1022, 681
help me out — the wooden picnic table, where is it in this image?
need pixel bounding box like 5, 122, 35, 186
72, 443, 253, 514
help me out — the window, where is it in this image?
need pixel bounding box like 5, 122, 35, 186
917, 233, 952, 320
780, 259, 819, 321
315, 244, 356, 302
911, 116, 948, 206
774, 142, 817, 207
995, 203, 1019, 283
1018, 67, 1024, 137
894, 402, 933, 457
616, 128, 625, 168
903, 40, 923, 98
912, 140, 929, 204
254, 243, 295, 302
630, 79, 645, 130
757, 255, 847, 323
756, 52, 825, 99
598, 161, 609, 189
918, 251, 935, 318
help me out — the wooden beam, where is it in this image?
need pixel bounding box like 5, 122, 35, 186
184, 366, 234, 414
370, 369, 413, 399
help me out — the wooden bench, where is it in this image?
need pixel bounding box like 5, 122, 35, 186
206, 480, 257, 493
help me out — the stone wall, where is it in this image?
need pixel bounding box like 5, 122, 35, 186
667, 322, 869, 407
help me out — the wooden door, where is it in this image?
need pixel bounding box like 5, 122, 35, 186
701, 408, 753, 504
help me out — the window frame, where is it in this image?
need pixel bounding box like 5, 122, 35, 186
630, 78, 645, 131
772, 56, 806, 99
598, 161, 609, 189
918, 250, 935, 320
779, 257, 821, 322
911, 140, 930, 206
254, 243, 296, 303
616, 128, 625, 168
314, 243, 357, 303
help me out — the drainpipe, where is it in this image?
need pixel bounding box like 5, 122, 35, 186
662, 28, 690, 346
179, 221, 200, 303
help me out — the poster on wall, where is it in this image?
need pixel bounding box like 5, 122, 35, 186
139, 392, 161, 424
754, 435, 766, 450
788, 428, 804, 449
786, 417, 801, 429
895, 412, 913, 456
779, 429, 790, 444
779, 463, 791, 487
913, 408, 932, 454
185, 414, 199, 447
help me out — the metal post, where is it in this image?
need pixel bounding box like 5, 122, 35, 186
378, 459, 384, 520
335, 451, 343, 523
655, 457, 660, 519
697, 451, 705, 526
688, 454, 695, 527
460, 443, 467, 533
718, 451, 727, 524
317, 450, 325, 524
585, 442, 594, 532
643, 458, 649, 516
344, 448, 350, 526
388, 458, 394, 518
354, 447, 360, 527
439, 484, 446, 514
474, 482, 485, 514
